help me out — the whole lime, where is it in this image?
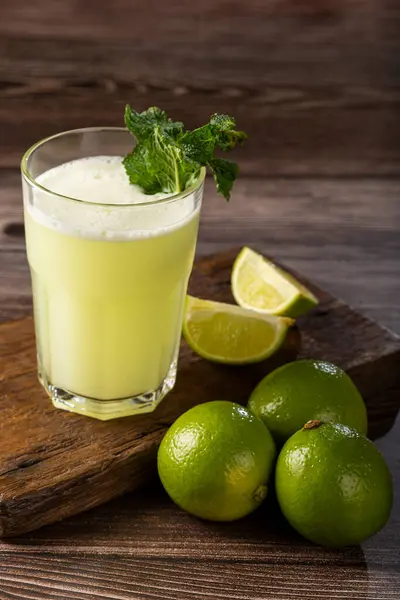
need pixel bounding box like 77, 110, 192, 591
248, 359, 367, 445
275, 420, 393, 547
158, 401, 276, 521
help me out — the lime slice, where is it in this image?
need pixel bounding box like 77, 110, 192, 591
183, 295, 293, 364
232, 247, 318, 318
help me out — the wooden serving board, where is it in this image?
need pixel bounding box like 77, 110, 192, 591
0, 248, 399, 538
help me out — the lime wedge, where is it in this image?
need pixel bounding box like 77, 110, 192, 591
232, 247, 318, 318
183, 295, 293, 364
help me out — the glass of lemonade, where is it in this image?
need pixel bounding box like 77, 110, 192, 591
21, 128, 204, 420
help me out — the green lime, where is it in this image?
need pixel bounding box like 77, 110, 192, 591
275, 420, 393, 547
232, 247, 318, 318
158, 401, 276, 521
183, 295, 293, 365
248, 359, 367, 445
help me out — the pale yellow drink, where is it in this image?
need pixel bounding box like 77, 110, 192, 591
23, 155, 202, 419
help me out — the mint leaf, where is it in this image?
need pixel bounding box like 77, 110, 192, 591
179, 124, 216, 164
209, 158, 239, 201
122, 106, 195, 194
123, 105, 246, 200
124, 106, 184, 143
210, 113, 247, 151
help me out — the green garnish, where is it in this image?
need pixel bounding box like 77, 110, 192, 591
123, 105, 247, 200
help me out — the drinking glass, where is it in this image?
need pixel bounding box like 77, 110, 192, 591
21, 128, 204, 419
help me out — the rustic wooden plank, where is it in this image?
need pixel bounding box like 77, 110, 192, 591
0, 434, 399, 600
0, 248, 399, 538
0, 415, 398, 600
0, 255, 298, 538
2, 406, 398, 559
1, 1, 399, 88
1, 0, 399, 176
1, 469, 398, 557
1, 553, 396, 600
0, 86, 399, 175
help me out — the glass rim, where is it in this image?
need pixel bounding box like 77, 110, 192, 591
21, 126, 206, 208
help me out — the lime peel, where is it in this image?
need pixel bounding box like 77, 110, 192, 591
232, 247, 319, 318
183, 295, 293, 364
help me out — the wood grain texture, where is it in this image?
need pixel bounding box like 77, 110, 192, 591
0, 249, 299, 538
0, 553, 397, 600
0, 86, 399, 176
0, 555, 383, 600
1, 0, 400, 596
1, 0, 399, 87
0, 469, 398, 556
0, 249, 399, 539
0, 417, 399, 598
0, 474, 399, 599
0, 0, 399, 176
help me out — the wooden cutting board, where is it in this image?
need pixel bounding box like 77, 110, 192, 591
1, 248, 399, 538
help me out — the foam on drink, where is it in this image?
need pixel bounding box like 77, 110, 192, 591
27, 156, 199, 241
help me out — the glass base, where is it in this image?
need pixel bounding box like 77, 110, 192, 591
39, 360, 177, 420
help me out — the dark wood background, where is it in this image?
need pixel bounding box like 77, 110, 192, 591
0, 1, 399, 598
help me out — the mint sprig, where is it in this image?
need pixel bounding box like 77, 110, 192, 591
123, 105, 247, 200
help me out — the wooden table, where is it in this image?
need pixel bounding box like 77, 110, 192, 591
0, 2, 399, 598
